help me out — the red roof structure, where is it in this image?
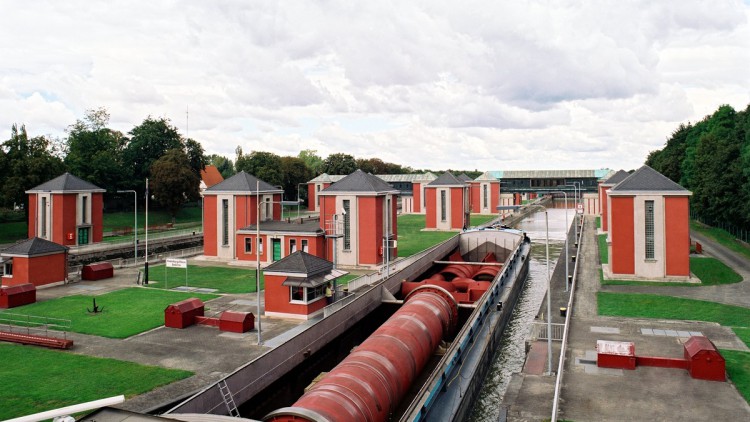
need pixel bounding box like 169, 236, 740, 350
200, 165, 224, 189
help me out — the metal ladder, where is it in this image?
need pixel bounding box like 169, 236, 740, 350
217, 379, 240, 417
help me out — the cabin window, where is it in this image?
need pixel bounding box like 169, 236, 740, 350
81, 195, 88, 224
41, 196, 47, 238
307, 284, 326, 302
221, 199, 229, 246
290, 286, 304, 301
483, 185, 488, 208
258, 238, 264, 254
290, 239, 297, 253
302, 239, 309, 253
3, 261, 12, 277
645, 200, 655, 259
343, 200, 351, 250
245, 238, 252, 253
440, 190, 447, 222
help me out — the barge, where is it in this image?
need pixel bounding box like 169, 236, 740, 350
165, 227, 530, 421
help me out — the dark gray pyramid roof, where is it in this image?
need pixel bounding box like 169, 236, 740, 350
457, 173, 472, 182
263, 251, 332, 276
27, 173, 104, 193
320, 169, 397, 194
206, 171, 282, 193
603, 170, 630, 186
611, 165, 690, 193
1, 237, 68, 256
428, 172, 465, 187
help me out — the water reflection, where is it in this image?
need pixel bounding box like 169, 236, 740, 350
468, 208, 570, 421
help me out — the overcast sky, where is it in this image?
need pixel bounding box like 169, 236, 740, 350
2, 1, 749, 172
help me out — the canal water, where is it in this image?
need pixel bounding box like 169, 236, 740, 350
469, 207, 571, 421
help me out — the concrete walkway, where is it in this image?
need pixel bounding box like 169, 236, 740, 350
504, 216, 750, 422
601, 230, 750, 308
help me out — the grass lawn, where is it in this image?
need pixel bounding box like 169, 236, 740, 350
397, 215, 455, 257
734, 327, 750, 346
146, 264, 362, 294
598, 234, 608, 264
597, 292, 750, 327
690, 256, 743, 285
103, 207, 202, 232
0, 220, 27, 243
0, 343, 192, 420
147, 264, 260, 293
6, 288, 217, 338
601, 257, 741, 287
722, 350, 750, 403
691, 220, 750, 261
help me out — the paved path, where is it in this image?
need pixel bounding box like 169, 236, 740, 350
601, 230, 750, 308
505, 216, 750, 422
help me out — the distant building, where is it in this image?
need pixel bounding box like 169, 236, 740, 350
318, 170, 399, 268
489, 169, 610, 214
598, 170, 629, 232
606, 165, 692, 280
1, 237, 68, 287
263, 251, 347, 320
26, 173, 105, 246
469, 172, 500, 215
411, 172, 437, 214
238, 218, 326, 266
424, 172, 470, 231
199, 165, 224, 193
202, 171, 284, 262
307, 172, 437, 215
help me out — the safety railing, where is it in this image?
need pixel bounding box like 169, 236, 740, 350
532, 322, 565, 341
0, 312, 72, 340
68, 246, 205, 276
551, 214, 585, 421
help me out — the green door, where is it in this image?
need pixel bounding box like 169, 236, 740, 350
272, 239, 281, 261
78, 227, 89, 245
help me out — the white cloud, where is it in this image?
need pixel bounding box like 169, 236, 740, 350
0, 0, 748, 173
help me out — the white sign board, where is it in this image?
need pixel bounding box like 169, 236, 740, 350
166, 258, 188, 269
576, 203, 584, 214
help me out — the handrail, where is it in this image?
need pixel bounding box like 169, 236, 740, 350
551, 214, 585, 421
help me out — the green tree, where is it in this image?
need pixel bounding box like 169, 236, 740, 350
322, 153, 356, 175
298, 149, 324, 174
149, 148, 200, 222
124, 117, 183, 192
280, 156, 313, 201
184, 138, 208, 177
0, 124, 66, 210
208, 154, 235, 179
64, 108, 126, 193
235, 150, 283, 186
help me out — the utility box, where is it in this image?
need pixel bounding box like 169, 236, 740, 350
0, 284, 36, 308
164, 298, 205, 329
597, 340, 636, 370
684, 336, 725, 381
81, 262, 114, 281
219, 311, 255, 333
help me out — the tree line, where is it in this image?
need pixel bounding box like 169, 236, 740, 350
1, 107, 480, 220
646, 103, 750, 230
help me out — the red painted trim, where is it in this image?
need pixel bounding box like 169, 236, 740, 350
203, 196, 218, 256
610, 196, 635, 275
665, 196, 690, 276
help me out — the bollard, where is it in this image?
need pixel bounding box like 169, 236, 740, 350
560, 307, 567, 317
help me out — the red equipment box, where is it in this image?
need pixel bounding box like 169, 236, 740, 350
164, 298, 204, 329
0, 283, 36, 308
219, 311, 255, 333
81, 262, 114, 281
597, 340, 636, 370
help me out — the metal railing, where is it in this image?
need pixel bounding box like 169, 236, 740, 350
68, 246, 205, 276
551, 214, 585, 421
0, 312, 72, 340
532, 322, 565, 341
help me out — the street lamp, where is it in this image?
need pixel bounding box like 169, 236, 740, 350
497, 203, 552, 374
144, 178, 150, 285
542, 190, 570, 292
254, 182, 286, 346
296, 182, 307, 219
117, 190, 137, 265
